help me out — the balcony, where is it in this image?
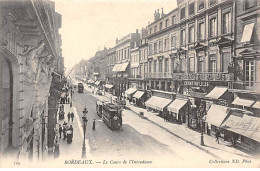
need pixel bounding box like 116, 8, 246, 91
129, 74, 144, 79
228, 81, 258, 92
145, 72, 172, 79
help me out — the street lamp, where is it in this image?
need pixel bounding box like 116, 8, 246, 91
200, 107, 205, 146
81, 106, 88, 158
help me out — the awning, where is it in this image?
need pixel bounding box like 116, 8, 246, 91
167, 99, 188, 113
241, 23, 254, 43
145, 96, 172, 111
125, 88, 137, 96
112, 64, 121, 72
252, 101, 260, 109
95, 81, 100, 86
105, 84, 114, 89
133, 91, 145, 99
232, 97, 255, 107
205, 104, 230, 127
205, 87, 228, 100
118, 62, 129, 72
221, 110, 260, 143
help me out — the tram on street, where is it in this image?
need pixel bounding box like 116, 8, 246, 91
101, 102, 122, 130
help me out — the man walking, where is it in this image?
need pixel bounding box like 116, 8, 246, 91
58, 124, 63, 139
67, 112, 71, 122
71, 112, 74, 122
92, 119, 96, 130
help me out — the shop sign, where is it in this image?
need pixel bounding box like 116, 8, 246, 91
172, 73, 234, 81
184, 81, 209, 87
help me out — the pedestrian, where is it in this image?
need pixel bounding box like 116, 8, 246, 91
53, 140, 60, 159
63, 124, 67, 140
67, 97, 70, 104
71, 112, 74, 122
58, 124, 63, 139
92, 119, 96, 130
54, 125, 59, 140
215, 130, 220, 144
69, 125, 74, 139
67, 112, 71, 122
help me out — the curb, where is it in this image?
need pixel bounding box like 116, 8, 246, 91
128, 105, 221, 159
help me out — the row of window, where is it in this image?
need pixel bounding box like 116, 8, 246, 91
148, 36, 176, 54
147, 52, 231, 73
149, 15, 176, 35
116, 48, 130, 62
181, 10, 231, 45
181, 0, 256, 21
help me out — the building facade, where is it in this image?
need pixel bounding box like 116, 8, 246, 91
0, 0, 63, 163
112, 31, 140, 98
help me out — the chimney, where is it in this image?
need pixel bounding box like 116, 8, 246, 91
161, 8, 165, 17
116, 38, 118, 44
136, 29, 139, 34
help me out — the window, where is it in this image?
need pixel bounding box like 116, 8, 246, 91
210, 17, 217, 37
198, 22, 205, 40
171, 35, 176, 47
222, 52, 230, 72
209, 55, 217, 73
165, 58, 169, 72
144, 49, 146, 59
210, 0, 217, 6
189, 26, 194, 43
165, 38, 169, 50
154, 25, 157, 32
159, 60, 163, 72
223, 12, 231, 34
245, 0, 257, 10
198, 0, 205, 10
154, 42, 157, 53
198, 57, 205, 73
150, 28, 152, 34
128, 49, 130, 58
189, 56, 194, 72
181, 7, 186, 20
165, 19, 169, 27
180, 58, 187, 73
149, 44, 152, 54
159, 40, 162, 52
181, 29, 186, 45
149, 61, 152, 72
189, 2, 195, 16
160, 22, 163, 30
153, 60, 157, 72
172, 15, 176, 25
245, 60, 255, 87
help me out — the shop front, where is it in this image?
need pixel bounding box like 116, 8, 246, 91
145, 96, 172, 117
167, 98, 189, 124
133, 90, 145, 108
104, 84, 114, 94
220, 109, 260, 152
124, 88, 137, 103
205, 104, 230, 138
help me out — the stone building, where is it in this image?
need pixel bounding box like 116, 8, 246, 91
0, 0, 63, 163
112, 30, 140, 98
146, 8, 179, 92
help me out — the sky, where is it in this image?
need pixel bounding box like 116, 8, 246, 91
55, 0, 177, 72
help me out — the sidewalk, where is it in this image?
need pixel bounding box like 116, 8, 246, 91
127, 104, 258, 160
82, 83, 258, 160
53, 93, 91, 162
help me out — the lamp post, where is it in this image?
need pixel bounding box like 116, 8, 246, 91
81, 106, 88, 158
200, 107, 205, 146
